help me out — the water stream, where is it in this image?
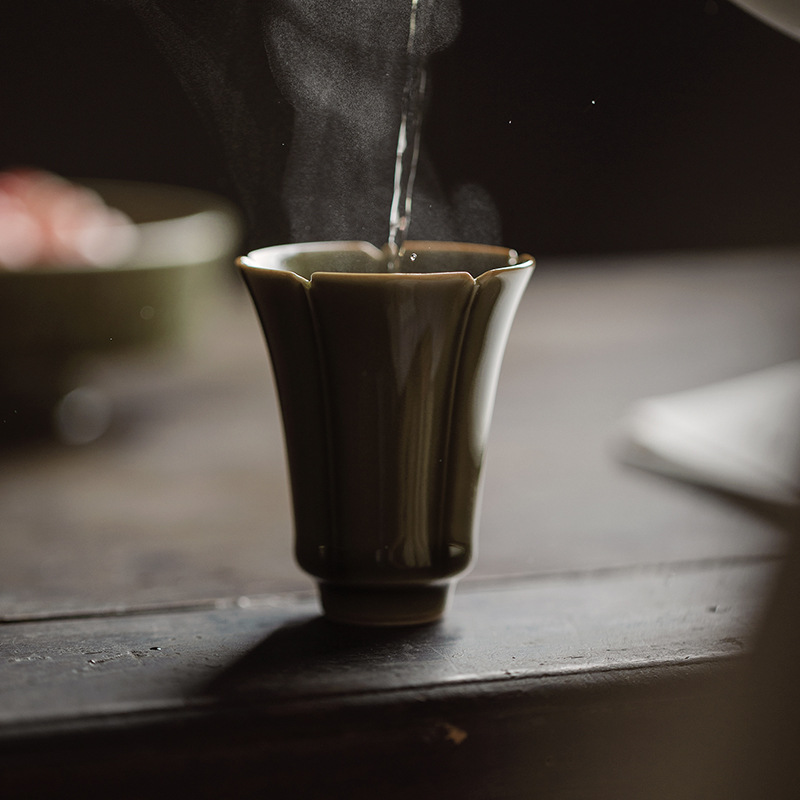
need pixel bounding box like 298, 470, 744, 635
386, 0, 427, 271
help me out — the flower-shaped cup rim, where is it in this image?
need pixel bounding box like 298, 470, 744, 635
237, 240, 534, 285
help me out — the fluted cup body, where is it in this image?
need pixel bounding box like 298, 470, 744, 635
239, 241, 533, 625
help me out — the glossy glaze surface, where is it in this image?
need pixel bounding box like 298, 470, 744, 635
239, 241, 533, 623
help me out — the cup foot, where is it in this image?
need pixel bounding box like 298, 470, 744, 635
318, 581, 452, 626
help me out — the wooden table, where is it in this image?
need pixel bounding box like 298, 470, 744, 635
2, 248, 799, 797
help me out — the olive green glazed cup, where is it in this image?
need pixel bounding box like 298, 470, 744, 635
239, 241, 534, 625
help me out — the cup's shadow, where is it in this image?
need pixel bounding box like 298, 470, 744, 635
205, 614, 451, 703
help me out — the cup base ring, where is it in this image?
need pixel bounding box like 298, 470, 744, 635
318, 581, 453, 626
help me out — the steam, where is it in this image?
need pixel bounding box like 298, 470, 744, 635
126, 0, 501, 248
123, 0, 292, 248
264, 0, 477, 246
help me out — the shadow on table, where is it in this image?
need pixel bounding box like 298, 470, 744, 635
205, 613, 452, 702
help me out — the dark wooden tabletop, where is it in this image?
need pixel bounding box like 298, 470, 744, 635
2, 247, 799, 798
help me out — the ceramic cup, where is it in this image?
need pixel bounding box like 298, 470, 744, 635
238, 241, 534, 625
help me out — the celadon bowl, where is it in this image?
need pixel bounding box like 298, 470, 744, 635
0, 180, 241, 438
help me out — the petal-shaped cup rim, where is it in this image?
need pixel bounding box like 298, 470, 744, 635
237, 240, 534, 285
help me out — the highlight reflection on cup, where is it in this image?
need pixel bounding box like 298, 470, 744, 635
238, 241, 533, 625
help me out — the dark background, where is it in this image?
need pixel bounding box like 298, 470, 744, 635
2, 0, 799, 257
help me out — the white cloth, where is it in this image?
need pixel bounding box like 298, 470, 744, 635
615, 361, 800, 505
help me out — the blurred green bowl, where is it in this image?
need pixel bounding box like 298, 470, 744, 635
0, 179, 242, 435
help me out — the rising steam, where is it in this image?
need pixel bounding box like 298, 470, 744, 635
127, 0, 500, 247
264, 0, 490, 246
